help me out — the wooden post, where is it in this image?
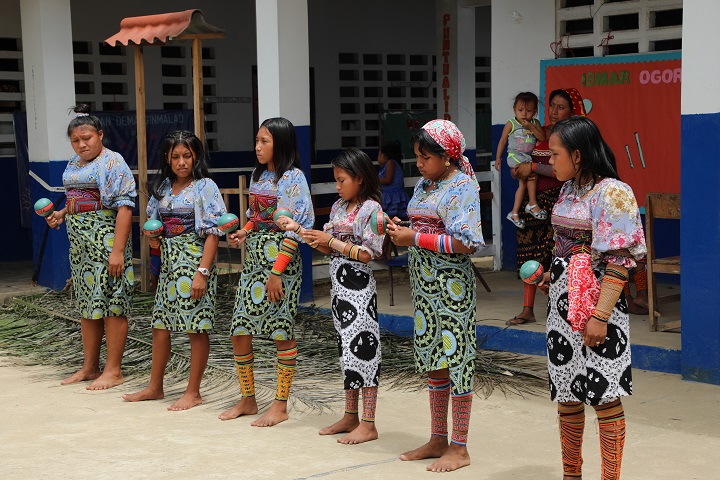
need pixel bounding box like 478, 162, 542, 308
192, 38, 204, 144
135, 45, 150, 292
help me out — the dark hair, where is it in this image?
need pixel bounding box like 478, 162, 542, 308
66, 104, 103, 136
411, 129, 451, 160
253, 117, 301, 183
548, 89, 574, 112
331, 148, 382, 205
551, 116, 619, 186
151, 130, 211, 199
379, 140, 402, 162
513, 91, 539, 110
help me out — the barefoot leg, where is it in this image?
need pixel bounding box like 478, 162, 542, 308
122, 328, 170, 402
320, 389, 360, 435
427, 392, 473, 472
251, 338, 295, 427
61, 318, 102, 385
168, 332, 208, 411
426, 443, 471, 472
218, 335, 259, 420
320, 413, 360, 436
400, 436, 449, 461
338, 421, 378, 445
87, 315, 127, 390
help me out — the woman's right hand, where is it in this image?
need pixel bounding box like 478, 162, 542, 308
147, 237, 161, 249
45, 209, 67, 229
536, 272, 551, 295
513, 162, 536, 180
228, 229, 247, 248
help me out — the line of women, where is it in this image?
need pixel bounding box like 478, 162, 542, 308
49, 101, 643, 477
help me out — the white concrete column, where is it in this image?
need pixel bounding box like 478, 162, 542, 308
490, 0, 555, 124
435, 0, 476, 150
255, 0, 313, 302
20, 0, 75, 165
255, 0, 310, 126
20, 0, 76, 289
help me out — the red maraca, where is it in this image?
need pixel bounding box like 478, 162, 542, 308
218, 213, 239, 233
520, 260, 545, 284
143, 219, 164, 238
370, 211, 390, 235
34, 198, 55, 217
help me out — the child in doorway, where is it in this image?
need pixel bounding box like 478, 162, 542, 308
295, 148, 384, 444
495, 92, 546, 229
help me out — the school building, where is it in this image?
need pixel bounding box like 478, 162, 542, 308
1, 0, 717, 385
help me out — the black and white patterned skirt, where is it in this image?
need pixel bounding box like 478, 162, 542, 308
330, 256, 381, 390
547, 256, 633, 405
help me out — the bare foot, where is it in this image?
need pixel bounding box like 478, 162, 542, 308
218, 396, 259, 421
400, 436, 449, 461
251, 400, 289, 427
319, 414, 359, 436
60, 368, 100, 385
86, 371, 124, 390
122, 386, 164, 402
627, 296, 648, 315
338, 421, 378, 445
168, 392, 202, 411
634, 291, 649, 310
426, 444, 471, 472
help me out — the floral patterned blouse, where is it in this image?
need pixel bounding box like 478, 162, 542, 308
407, 171, 485, 249
148, 178, 227, 238
551, 177, 646, 269
323, 199, 384, 259
247, 168, 314, 243
62, 148, 136, 209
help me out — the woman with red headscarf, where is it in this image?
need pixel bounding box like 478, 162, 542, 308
507, 88, 586, 325
387, 120, 484, 473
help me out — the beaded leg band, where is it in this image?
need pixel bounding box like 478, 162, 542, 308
428, 377, 451, 437
450, 392, 473, 446
345, 389, 359, 415
596, 401, 626, 480
361, 386, 378, 422
275, 346, 297, 401
558, 402, 585, 477
234, 352, 255, 398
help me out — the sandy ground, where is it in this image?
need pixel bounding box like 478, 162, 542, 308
1, 357, 718, 480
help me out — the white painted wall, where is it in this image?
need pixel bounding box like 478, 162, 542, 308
681, 0, 720, 115
490, 0, 555, 125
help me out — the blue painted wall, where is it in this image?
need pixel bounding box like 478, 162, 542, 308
30, 160, 71, 290
1, 157, 32, 262
680, 112, 720, 385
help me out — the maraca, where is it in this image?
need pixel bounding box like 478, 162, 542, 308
273, 208, 292, 224
520, 260, 545, 284
370, 212, 390, 235
143, 219, 164, 238
34, 198, 55, 217
218, 213, 240, 233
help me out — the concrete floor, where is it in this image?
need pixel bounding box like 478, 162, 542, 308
0, 357, 717, 480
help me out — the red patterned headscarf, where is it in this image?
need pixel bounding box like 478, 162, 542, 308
421, 119, 480, 192
562, 88, 586, 116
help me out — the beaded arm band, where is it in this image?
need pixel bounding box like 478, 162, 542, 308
591, 265, 628, 323
271, 237, 299, 276
414, 232, 455, 254
241, 221, 255, 235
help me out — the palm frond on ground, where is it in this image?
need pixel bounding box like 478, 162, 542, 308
0, 289, 546, 413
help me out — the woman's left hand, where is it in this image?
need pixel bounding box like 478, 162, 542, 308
583, 317, 608, 347
536, 272, 551, 295
387, 225, 415, 247
108, 250, 125, 277
302, 229, 331, 248
191, 273, 207, 299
